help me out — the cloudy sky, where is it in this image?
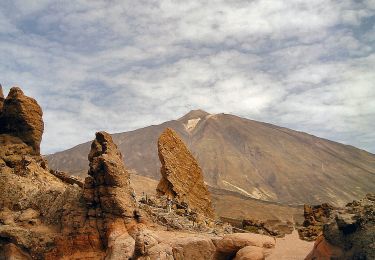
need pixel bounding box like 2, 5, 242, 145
0, 0, 374, 154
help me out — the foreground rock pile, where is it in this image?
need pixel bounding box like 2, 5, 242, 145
157, 128, 215, 219
298, 203, 334, 241
306, 194, 375, 259
0, 86, 277, 259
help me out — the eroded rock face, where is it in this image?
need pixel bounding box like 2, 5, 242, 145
1, 87, 277, 259
83, 131, 139, 254
0, 87, 44, 154
0, 85, 4, 111
298, 203, 333, 241
85, 131, 137, 218
306, 194, 375, 259
157, 128, 215, 219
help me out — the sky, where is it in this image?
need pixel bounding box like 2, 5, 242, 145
0, 0, 374, 154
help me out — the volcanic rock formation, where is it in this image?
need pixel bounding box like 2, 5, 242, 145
298, 203, 334, 241
83, 131, 140, 258
0, 87, 43, 154
0, 85, 4, 111
1, 87, 279, 259
0, 87, 82, 259
156, 128, 215, 219
306, 194, 375, 259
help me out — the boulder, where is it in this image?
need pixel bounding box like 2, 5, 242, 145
305, 235, 344, 259
0, 87, 44, 154
306, 194, 375, 259
234, 246, 265, 260
171, 235, 216, 260
213, 233, 275, 255
156, 128, 215, 219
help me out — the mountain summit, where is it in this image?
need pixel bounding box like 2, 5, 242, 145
47, 110, 375, 206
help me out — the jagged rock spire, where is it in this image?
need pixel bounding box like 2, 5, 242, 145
157, 128, 215, 218
0, 84, 4, 111
0, 87, 44, 154
83, 131, 138, 254
85, 131, 137, 218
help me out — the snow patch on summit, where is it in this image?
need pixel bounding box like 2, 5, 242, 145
184, 118, 201, 132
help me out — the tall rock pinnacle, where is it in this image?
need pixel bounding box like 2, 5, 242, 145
0, 84, 4, 111
84, 131, 138, 249
0, 87, 44, 154
157, 128, 215, 219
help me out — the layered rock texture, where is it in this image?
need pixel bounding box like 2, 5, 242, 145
0, 87, 84, 259
307, 194, 375, 259
156, 128, 215, 219
0, 85, 4, 111
82, 131, 140, 258
0, 87, 43, 154
298, 203, 334, 241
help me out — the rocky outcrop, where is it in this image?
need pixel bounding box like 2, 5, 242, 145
242, 218, 293, 237
306, 194, 375, 259
50, 131, 144, 259
83, 131, 139, 254
49, 169, 84, 188
0, 88, 80, 259
298, 203, 333, 241
0, 87, 44, 154
157, 128, 215, 219
0, 85, 4, 111
1, 87, 277, 259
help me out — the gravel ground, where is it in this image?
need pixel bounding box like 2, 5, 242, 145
267, 230, 314, 260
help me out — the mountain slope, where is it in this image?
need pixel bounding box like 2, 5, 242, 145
47, 110, 375, 205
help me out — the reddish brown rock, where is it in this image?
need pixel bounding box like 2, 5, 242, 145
213, 233, 275, 255
83, 131, 139, 257
46, 131, 140, 259
0, 84, 4, 111
156, 128, 215, 219
306, 194, 375, 259
305, 235, 343, 259
234, 246, 265, 260
298, 203, 333, 241
0, 87, 44, 154
0, 243, 32, 260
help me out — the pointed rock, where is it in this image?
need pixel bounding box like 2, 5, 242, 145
0, 87, 44, 154
86, 131, 137, 217
0, 84, 4, 111
83, 131, 138, 249
156, 128, 215, 218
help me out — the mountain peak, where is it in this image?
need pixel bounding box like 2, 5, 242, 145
178, 109, 210, 122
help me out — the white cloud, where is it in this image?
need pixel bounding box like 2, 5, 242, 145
0, 0, 374, 153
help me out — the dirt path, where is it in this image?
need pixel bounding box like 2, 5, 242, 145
267, 230, 314, 260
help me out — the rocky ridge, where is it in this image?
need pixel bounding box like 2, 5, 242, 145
156, 128, 215, 219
